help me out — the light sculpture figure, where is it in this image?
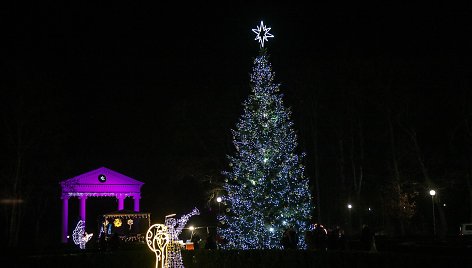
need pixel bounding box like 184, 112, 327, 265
146, 224, 170, 268
252, 21, 274, 48
72, 220, 93, 249
164, 208, 200, 268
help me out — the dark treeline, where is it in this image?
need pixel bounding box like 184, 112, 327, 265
285, 55, 472, 238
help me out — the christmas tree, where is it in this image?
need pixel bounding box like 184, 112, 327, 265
217, 22, 313, 249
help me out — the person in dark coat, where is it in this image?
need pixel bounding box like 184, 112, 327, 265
191, 233, 201, 250
313, 224, 328, 251
281, 228, 291, 249
305, 228, 316, 250
288, 226, 298, 249
109, 232, 120, 251
205, 234, 217, 250
361, 224, 373, 251
327, 225, 340, 250
338, 228, 347, 250
281, 226, 297, 249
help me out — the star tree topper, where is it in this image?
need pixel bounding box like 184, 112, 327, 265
252, 21, 274, 48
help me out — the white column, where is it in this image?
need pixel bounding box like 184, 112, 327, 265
133, 195, 140, 212
79, 196, 87, 225
118, 194, 125, 210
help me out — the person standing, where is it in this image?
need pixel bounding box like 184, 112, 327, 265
305, 228, 315, 250
205, 234, 217, 250
361, 224, 373, 251
191, 233, 201, 250
281, 226, 297, 249
288, 226, 298, 249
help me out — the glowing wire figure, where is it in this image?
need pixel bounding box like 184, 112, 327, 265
72, 220, 93, 249
165, 208, 200, 268
146, 224, 170, 268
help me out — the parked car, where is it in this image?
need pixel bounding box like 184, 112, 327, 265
459, 223, 472, 236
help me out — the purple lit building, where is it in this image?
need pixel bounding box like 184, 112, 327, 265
59, 167, 144, 243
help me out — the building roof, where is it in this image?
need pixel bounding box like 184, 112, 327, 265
60, 167, 144, 197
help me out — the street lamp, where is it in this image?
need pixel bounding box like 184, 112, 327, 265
189, 225, 195, 240
216, 197, 222, 214
429, 190, 436, 237
347, 203, 353, 234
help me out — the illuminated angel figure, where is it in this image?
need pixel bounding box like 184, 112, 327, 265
146, 224, 170, 268
165, 208, 200, 268
72, 220, 93, 249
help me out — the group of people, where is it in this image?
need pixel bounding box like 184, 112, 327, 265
304, 224, 348, 251
281, 226, 299, 249
191, 233, 218, 250
95, 219, 375, 252
282, 223, 376, 251
97, 218, 121, 251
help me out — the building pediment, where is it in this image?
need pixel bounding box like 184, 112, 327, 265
60, 167, 144, 196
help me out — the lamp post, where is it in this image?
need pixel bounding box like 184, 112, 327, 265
189, 225, 195, 240
347, 203, 352, 234
216, 197, 222, 214
429, 190, 436, 237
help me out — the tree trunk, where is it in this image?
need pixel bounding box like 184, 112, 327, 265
357, 118, 364, 200
468, 158, 472, 222
387, 115, 405, 236
465, 118, 472, 222
337, 135, 351, 233
309, 95, 322, 224
8, 124, 23, 248
349, 117, 364, 230
338, 138, 347, 196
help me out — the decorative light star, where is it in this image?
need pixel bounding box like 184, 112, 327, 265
252, 21, 274, 48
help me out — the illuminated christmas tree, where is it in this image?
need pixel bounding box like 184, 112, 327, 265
218, 21, 313, 249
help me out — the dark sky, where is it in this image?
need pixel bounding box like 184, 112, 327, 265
3, 2, 472, 241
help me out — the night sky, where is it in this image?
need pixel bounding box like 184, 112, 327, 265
3, 3, 472, 247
